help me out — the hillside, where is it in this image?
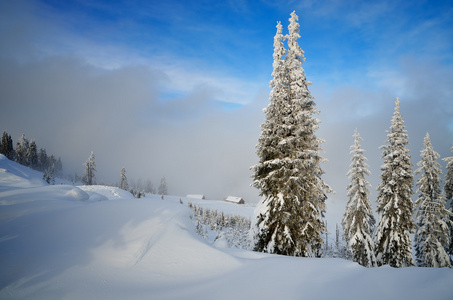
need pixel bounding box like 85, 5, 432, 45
1, 155, 452, 299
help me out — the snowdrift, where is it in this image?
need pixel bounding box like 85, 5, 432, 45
1, 155, 452, 299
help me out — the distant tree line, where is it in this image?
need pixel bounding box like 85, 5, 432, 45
1, 131, 63, 184
116, 165, 168, 199
60, 150, 167, 199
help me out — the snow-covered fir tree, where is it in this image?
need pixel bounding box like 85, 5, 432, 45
444, 146, 453, 259
0, 131, 14, 160
158, 177, 168, 195
47, 155, 57, 180
26, 140, 38, 169
342, 130, 376, 267
252, 11, 331, 257
15, 134, 29, 166
120, 167, 129, 190
445, 146, 453, 202
56, 157, 63, 177
82, 151, 96, 185
43, 163, 55, 185
374, 98, 415, 267
145, 179, 155, 194
38, 148, 48, 172
415, 133, 451, 267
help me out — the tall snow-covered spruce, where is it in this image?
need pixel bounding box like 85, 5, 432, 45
158, 177, 168, 196
120, 167, 129, 191
415, 133, 451, 267
0, 131, 14, 160
15, 133, 29, 166
445, 147, 453, 202
252, 11, 331, 257
82, 151, 96, 186
342, 130, 376, 267
374, 98, 415, 267
444, 146, 453, 259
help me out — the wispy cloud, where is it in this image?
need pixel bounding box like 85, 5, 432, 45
1, 0, 452, 215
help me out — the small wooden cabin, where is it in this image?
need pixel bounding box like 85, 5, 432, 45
224, 196, 245, 205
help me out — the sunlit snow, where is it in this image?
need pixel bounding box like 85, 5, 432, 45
1, 154, 452, 299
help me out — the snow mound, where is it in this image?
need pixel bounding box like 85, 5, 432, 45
64, 187, 90, 201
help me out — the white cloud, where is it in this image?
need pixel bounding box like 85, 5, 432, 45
1, 0, 452, 213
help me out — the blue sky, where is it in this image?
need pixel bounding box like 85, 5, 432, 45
1, 0, 453, 229
26, 1, 453, 81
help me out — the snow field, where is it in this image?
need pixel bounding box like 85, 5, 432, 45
1, 155, 453, 299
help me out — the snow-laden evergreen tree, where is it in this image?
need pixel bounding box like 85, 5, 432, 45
415, 133, 451, 267
444, 146, 453, 259
445, 146, 453, 201
0, 131, 14, 160
48, 155, 57, 172
252, 20, 288, 255
120, 167, 129, 190
38, 148, 48, 172
374, 98, 415, 267
15, 134, 29, 166
82, 151, 96, 185
158, 177, 168, 195
55, 157, 63, 177
342, 130, 376, 267
26, 140, 38, 169
252, 11, 331, 257
0, 131, 6, 156
145, 179, 155, 194
43, 163, 55, 185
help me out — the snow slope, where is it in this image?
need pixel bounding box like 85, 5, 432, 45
1, 155, 452, 299
0, 155, 47, 191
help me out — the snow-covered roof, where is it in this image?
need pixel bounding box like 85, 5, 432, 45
224, 196, 245, 204
186, 194, 205, 199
